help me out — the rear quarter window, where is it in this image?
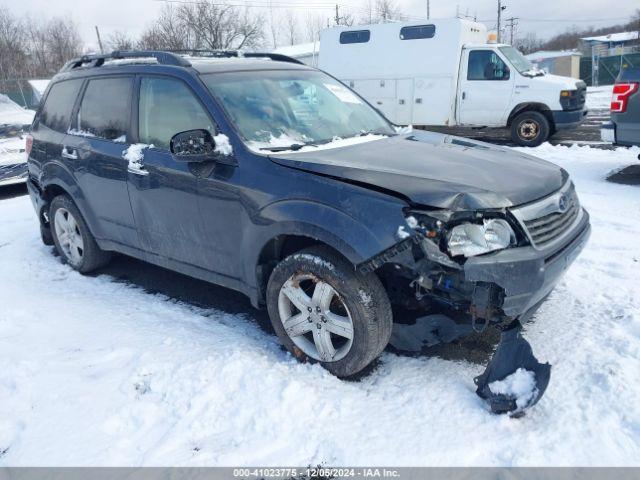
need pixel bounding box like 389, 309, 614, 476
75, 77, 133, 141
38, 79, 83, 133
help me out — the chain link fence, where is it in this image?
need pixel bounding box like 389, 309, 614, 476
580, 52, 640, 86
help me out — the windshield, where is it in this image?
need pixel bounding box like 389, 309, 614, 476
498, 46, 536, 74
201, 69, 395, 151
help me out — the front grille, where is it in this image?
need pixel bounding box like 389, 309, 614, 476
561, 84, 587, 111
521, 186, 580, 247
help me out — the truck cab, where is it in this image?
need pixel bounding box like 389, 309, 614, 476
319, 19, 587, 146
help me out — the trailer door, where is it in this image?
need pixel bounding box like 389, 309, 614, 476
457, 48, 514, 126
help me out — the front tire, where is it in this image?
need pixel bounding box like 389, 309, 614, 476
510, 111, 550, 147
266, 246, 392, 378
50, 194, 111, 273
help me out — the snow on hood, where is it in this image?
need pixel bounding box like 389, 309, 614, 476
528, 73, 583, 90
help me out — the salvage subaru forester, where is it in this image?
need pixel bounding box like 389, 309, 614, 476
26, 51, 590, 414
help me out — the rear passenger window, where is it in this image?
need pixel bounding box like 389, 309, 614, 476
76, 77, 132, 141
39, 79, 83, 133
399, 25, 436, 40
339, 30, 370, 44
138, 77, 214, 150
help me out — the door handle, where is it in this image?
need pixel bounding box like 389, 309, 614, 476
462, 91, 466, 100
61, 146, 78, 160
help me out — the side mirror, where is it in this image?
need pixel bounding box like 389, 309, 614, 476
170, 129, 215, 162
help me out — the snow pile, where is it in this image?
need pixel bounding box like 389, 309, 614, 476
0, 143, 639, 466
67, 128, 96, 138
104, 57, 158, 66
586, 85, 613, 111
489, 368, 538, 412
395, 125, 413, 135
396, 226, 411, 239
122, 144, 153, 174
213, 133, 232, 156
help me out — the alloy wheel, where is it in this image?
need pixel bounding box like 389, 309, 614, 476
54, 208, 84, 267
278, 273, 354, 362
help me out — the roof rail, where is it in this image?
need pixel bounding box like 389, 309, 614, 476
61, 50, 191, 71
167, 49, 304, 65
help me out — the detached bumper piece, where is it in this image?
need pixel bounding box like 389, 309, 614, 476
474, 321, 551, 417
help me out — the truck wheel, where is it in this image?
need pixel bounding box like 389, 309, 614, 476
49, 194, 111, 273
511, 111, 550, 147
266, 245, 392, 378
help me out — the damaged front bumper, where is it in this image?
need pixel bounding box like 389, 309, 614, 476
464, 210, 590, 318
365, 205, 590, 415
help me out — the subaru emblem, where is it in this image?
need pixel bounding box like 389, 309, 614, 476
558, 194, 568, 212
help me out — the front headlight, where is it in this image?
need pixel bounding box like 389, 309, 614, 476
447, 219, 515, 257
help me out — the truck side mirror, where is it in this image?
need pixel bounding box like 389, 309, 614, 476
169, 129, 236, 166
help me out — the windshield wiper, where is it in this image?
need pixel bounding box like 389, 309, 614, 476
259, 142, 318, 152
357, 128, 395, 137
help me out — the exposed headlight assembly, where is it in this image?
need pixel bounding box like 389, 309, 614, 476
447, 219, 515, 257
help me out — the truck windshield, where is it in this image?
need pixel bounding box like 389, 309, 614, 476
201, 69, 395, 151
498, 46, 539, 76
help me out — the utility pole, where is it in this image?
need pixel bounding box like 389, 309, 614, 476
497, 1, 507, 43
335, 5, 340, 25
427, 0, 430, 19
95, 26, 104, 53
505, 17, 518, 45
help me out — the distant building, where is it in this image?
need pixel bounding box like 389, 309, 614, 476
525, 50, 582, 78
581, 31, 640, 57
274, 42, 320, 67
580, 31, 640, 86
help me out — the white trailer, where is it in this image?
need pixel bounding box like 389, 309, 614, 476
318, 19, 588, 146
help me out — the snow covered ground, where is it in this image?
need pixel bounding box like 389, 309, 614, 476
0, 143, 639, 466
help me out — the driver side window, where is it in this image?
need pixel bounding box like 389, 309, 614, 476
467, 51, 510, 81
138, 77, 215, 150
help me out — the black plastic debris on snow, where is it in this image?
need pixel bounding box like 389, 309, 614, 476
474, 321, 551, 417
607, 164, 640, 185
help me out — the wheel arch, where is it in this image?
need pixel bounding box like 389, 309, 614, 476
507, 102, 554, 128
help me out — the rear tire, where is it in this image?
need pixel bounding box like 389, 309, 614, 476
266, 245, 392, 378
510, 111, 550, 147
49, 194, 111, 273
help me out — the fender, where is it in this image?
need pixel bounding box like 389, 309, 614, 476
39, 161, 102, 239
507, 102, 552, 126
243, 197, 409, 291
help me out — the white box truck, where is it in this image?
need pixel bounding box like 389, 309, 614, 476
318, 19, 588, 146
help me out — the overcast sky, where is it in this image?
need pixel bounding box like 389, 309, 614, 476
6, 0, 639, 49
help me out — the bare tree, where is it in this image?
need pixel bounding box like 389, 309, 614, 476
0, 7, 28, 79
283, 11, 298, 46
374, 0, 404, 23
360, 0, 375, 25
305, 13, 325, 43
177, 1, 264, 50
108, 31, 135, 51
138, 5, 190, 51
514, 32, 543, 54
26, 17, 50, 76
46, 18, 82, 72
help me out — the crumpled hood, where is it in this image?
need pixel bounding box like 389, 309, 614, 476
269, 130, 567, 210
